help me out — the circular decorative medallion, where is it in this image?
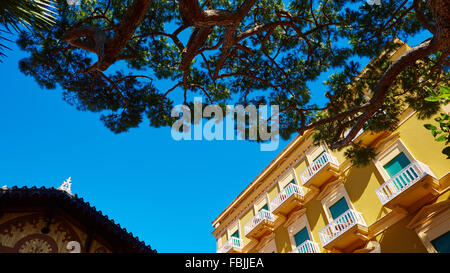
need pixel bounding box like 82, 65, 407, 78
15, 234, 58, 253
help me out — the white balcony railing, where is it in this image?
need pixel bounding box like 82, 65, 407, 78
319, 209, 366, 247
291, 240, 321, 253
244, 209, 275, 236
217, 237, 243, 253
300, 152, 339, 185
375, 161, 435, 205
270, 183, 305, 212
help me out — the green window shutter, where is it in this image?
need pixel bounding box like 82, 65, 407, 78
431, 231, 450, 253
294, 227, 310, 247
313, 151, 326, 164
383, 152, 411, 177
329, 197, 350, 220
284, 179, 296, 187
260, 204, 269, 212
231, 230, 239, 238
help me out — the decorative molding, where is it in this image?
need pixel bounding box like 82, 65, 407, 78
316, 179, 345, 201
283, 208, 307, 228
241, 239, 258, 253
374, 132, 401, 154
0, 213, 82, 253
368, 210, 406, 238
406, 200, 450, 253
58, 177, 73, 195
255, 233, 275, 251
406, 200, 450, 230
353, 240, 380, 253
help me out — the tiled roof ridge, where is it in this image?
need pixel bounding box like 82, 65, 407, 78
0, 186, 156, 253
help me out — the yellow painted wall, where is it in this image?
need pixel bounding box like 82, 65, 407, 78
293, 158, 308, 180
376, 214, 427, 253
267, 184, 280, 201
330, 149, 347, 167
219, 232, 227, 247
274, 226, 291, 253
304, 198, 328, 252
239, 208, 255, 246
394, 112, 449, 179
343, 162, 391, 225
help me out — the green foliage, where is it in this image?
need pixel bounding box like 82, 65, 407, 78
13, 0, 449, 150
0, 0, 56, 59
424, 85, 450, 159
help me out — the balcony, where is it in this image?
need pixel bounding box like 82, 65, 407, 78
375, 161, 439, 211
291, 240, 321, 253
217, 237, 243, 253
319, 209, 368, 252
244, 209, 275, 239
270, 183, 305, 215
300, 152, 340, 189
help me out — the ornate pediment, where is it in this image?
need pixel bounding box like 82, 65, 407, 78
283, 208, 307, 228
316, 179, 344, 201
255, 233, 276, 251
407, 200, 450, 230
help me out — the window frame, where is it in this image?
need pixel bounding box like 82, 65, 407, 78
320, 183, 355, 223
412, 207, 450, 253
254, 194, 271, 213
328, 197, 351, 220
286, 213, 315, 252
278, 169, 300, 190
227, 220, 241, 240
373, 139, 416, 181
305, 143, 329, 167
293, 226, 311, 247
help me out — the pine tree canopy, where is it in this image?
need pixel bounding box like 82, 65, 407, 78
13, 0, 450, 153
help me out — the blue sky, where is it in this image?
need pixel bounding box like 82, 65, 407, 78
0, 17, 430, 252
0, 41, 297, 253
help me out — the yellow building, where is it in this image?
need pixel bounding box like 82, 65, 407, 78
211, 42, 450, 254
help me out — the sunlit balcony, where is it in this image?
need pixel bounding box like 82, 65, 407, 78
300, 152, 340, 189
244, 209, 275, 239
375, 161, 439, 210
290, 240, 321, 253
270, 183, 306, 215
319, 209, 368, 252
217, 237, 244, 253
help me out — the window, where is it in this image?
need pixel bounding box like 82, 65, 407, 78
286, 212, 315, 252
382, 152, 418, 190
282, 180, 298, 194
320, 183, 355, 224
373, 139, 416, 181
407, 201, 450, 253
431, 231, 450, 253
284, 179, 296, 188
294, 227, 310, 247
383, 152, 411, 177
277, 171, 299, 193
329, 197, 350, 220
260, 204, 269, 212
231, 230, 239, 238
313, 151, 326, 165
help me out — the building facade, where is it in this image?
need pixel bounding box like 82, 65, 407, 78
211, 44, 450, 254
